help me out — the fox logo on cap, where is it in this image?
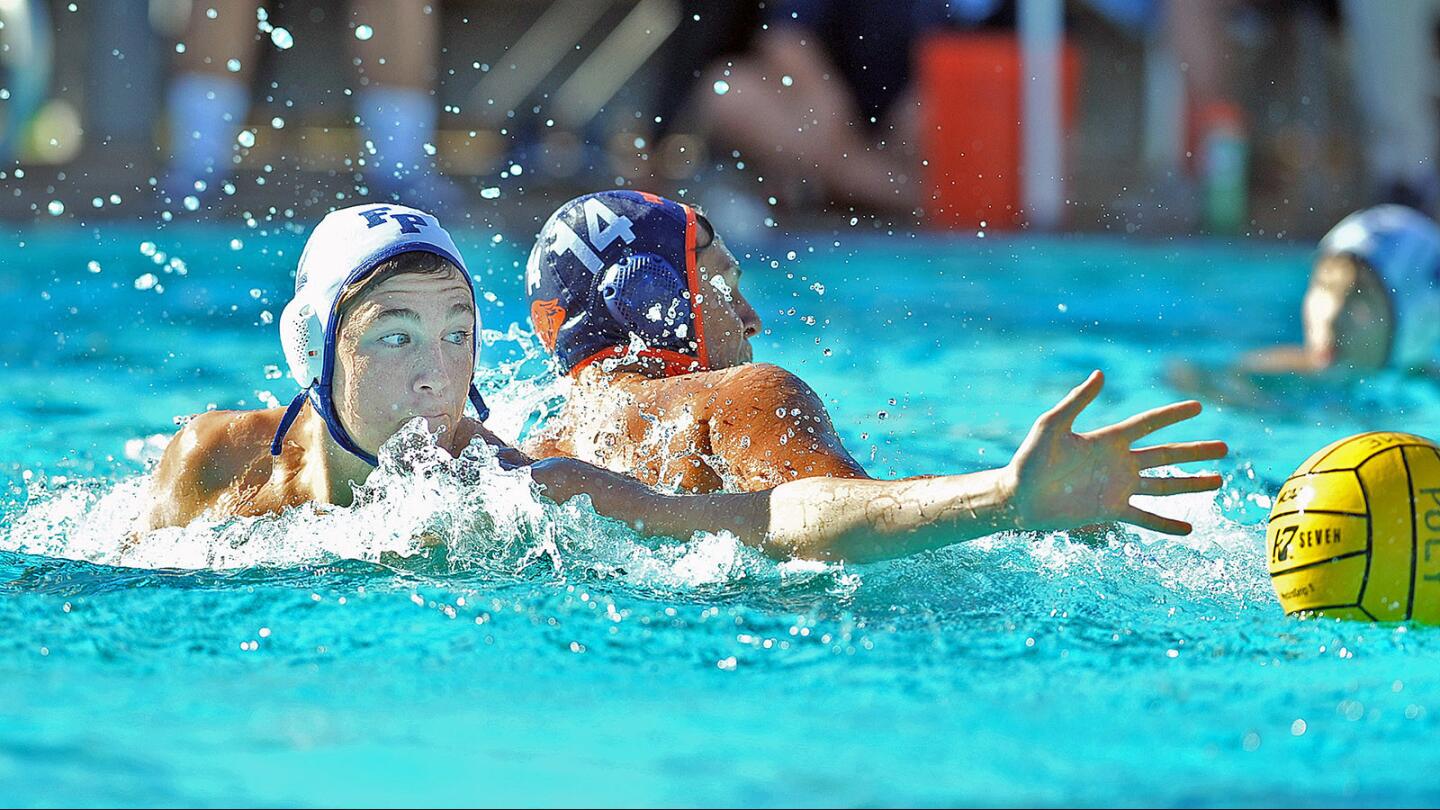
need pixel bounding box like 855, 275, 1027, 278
357, 205, 431, 234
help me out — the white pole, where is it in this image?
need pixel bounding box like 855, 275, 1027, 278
1019, 0, 1065, 230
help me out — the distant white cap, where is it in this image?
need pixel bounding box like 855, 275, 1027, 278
1320, 205, 1440, 369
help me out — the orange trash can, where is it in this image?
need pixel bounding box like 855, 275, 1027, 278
919, 34, 1080, 231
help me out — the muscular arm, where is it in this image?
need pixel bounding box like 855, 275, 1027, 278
526, 457, 1013, 563
1238, 345, 1327, 374
532, 372, 1228, 563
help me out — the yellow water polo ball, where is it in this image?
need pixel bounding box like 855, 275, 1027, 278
1268, 432, 1440, 622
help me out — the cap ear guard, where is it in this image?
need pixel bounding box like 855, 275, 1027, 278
598, 254, 693, 346
280, 297, 326, 388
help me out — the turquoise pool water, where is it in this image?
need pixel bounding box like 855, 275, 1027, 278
4, 218, 1440, 806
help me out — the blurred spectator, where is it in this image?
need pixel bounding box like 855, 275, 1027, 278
164, 0, 454, 208
1342, 0, 1440, 216
697, 0, 1007, 214
1168, 0, 1440, 227
1165, 0, 1251, 233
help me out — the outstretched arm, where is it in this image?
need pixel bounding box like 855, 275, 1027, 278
527, 456, 1014, 562
528, 371, 1227, 563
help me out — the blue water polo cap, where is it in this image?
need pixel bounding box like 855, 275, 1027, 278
526, 190, 710, 376
270, 203, 490, 467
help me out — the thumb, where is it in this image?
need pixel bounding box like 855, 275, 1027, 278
1044, 370, 1104, 430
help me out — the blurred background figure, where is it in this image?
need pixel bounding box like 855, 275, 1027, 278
165, 0, 454, 210
1342, 0, 1440, 215
1164, 0, 1251, 234
696, 0, 1006, 215
1246, 205, 1440, 375
0, 0, 52, 165
0, 0, 1435, 236
1165, 0, 1440, 232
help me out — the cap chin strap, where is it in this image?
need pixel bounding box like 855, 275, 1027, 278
269, 384, 491, 468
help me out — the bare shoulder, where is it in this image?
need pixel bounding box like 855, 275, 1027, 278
142, 408, 282, 529
704, 362, 868, 486
619, 363, 817, 411
709, 362, 826, 414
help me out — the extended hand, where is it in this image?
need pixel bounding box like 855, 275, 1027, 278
1005, 370, 1227, 535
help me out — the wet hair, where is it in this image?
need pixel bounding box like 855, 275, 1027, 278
336, 250, 464, 323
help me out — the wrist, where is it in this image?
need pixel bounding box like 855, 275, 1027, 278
991, 464, 1022, 532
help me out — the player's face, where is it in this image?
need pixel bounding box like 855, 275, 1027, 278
333, 270, 477, 458
695, 233, 762, 369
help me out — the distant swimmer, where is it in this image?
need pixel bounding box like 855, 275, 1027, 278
1167, 205, 1440, 408
522, 190, 1228, 514
136, 201, 1226, 562
1244, 205, 1440, 375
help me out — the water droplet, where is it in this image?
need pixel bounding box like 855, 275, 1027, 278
712, 80, 730, 95
108, 193, 121, 205
134, 273, 158, 290
226, 58, 242, 73
480, 187, 501, 200
91, 197, 104, 208
354, 24, 374, 40
781, 75, 794, 87
229, 238, 244, 250
86, 260, 102, 274
269, 27, 293, 49
263, 364, 283, 380
139, 241, 157, 257
259, 310, 274, 325
183, 195, 200, 211
249, 288, 262, 299
270, 116, 285, 129
46, 200, 64, 216
237, 130, 256, 148
877, 410, 889, 420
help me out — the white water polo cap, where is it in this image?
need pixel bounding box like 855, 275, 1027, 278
271, 203, 490, 466
1319, 205, 1440, 369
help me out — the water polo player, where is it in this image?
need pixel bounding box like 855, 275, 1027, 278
1243, 205, 1440, 374
523, 190, 867, 491
138, 202, 1226, 561
523, 190, 1228, 504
